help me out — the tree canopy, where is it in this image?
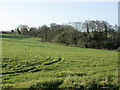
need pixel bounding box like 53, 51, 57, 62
2, 20, 119, 50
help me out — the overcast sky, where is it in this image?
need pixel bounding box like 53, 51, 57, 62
0, 1, 118, 31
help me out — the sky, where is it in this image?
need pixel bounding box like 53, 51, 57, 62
0, 1, 118, 31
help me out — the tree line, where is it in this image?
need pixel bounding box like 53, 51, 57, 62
2, 20, 120, 50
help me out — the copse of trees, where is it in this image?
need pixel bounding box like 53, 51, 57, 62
6, 20, 120, 50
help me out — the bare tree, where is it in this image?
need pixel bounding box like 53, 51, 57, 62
18, 25, 29, 35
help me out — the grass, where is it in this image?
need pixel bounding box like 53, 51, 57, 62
1, 34, 119, 89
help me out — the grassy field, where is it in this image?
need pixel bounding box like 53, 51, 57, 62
1, 34, 119, 89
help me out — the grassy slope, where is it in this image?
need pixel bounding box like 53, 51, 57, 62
2, 34, 119, 89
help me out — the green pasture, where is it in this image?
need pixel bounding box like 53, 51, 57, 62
1, 34, 119, 89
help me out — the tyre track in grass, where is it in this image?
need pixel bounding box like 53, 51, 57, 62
2, 57, 63, 75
